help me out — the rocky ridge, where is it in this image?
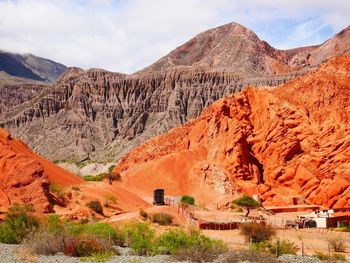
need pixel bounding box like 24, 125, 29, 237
1, 23, 349, 162
0, 128, 82, 213
115, 53, 350, 208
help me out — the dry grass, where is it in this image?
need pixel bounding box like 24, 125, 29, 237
15, 247, 38, 263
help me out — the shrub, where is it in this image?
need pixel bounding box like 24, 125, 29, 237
49, 182, 65, 200
84, 222, 124, 246
155, 229, 227, 262
327, 235, 346, 252
64, 236, 116, 257
108, 165, 116, 174
80, 251, 115, 262
150, 213, 173, 226
25, 228, 66, 255
87, 200, 103, 215
254, 240, 298, 256
173, 235, 228, 262
72, 186, 80, 191
313, 251, 328, 261
139, 209, 148, 219
156, 229, 195, 254
123, 222, 156, 255
331, 253, 346, 261
239, 223, 276, 243
83, 174, 105, 182
103, 194, 117, 207
181, 195, 195, 205
0, 204, 39, 244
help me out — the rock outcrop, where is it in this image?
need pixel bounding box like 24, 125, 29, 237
116, 53, 350, 209
1, 23, 349, 162
0, 128, 82, 213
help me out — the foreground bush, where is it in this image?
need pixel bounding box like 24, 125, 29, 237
156, 228, 228, 262
64, 236, 116, 257
313, 251, 346, 261
0, 204, 39, 244
150, 213, 173, 226
123, 222, 156, 255
25, 217, 120, 257
239, 223, 275, 243
253, 240, 298, 256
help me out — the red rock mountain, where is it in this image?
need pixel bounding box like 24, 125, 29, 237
116, 52, 350, 209
1, 23, 349, 162
0, 128, 82, 213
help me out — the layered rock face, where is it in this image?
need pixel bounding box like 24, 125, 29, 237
116, 53, 350, 209
1, 23, 349, 162
0, 128, 82, 213
0, 84, 45, 117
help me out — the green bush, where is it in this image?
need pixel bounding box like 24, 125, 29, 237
155, 228, 228, 262
123, 222, 156, 255
0, 204, 39, 244
181, 195, 195, 205
253, 240, 298, 256
150, 213, 173, 226
239, 223, 276, 243
87, 200, 104, 215
84, 222, 124, 246
173, 235, 228, 262
80, 251, 115, 262
156, 229, 196, 254
83, 174, 105, 182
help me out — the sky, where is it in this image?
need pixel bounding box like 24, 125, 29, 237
0, 0, 349, 73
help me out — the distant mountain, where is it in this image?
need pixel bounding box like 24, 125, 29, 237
1, 23, 349, 162
0, 51, 66, 83
143, 22, 350, 74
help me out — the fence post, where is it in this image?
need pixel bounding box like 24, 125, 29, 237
328, 243, 331, 263
276, 240, 280, 258
301, 242, 304, 257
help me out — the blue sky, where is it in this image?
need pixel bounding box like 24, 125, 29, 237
0, 0, 349, 73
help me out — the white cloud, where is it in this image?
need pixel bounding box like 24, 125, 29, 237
0, 0, 348, 73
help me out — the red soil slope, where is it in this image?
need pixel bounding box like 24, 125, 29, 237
116, 53, 350, 209
0, 128, 150, 216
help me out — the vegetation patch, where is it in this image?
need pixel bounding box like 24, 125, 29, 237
150, 213, 173, 226
0, 204, 39, 244
181, 195, 195, 205
239, 223, 276, 243
86, 200, 104, 215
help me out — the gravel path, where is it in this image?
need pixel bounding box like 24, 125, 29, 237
1, 243, 349, 263
0, 243, 188, 263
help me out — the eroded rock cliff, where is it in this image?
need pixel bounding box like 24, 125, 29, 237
116, 53, 350, 208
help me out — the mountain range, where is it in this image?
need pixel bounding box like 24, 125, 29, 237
1, 22, 349, 163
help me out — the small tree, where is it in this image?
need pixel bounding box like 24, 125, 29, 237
105, 172, 121, 185
233, 195, 260, 217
